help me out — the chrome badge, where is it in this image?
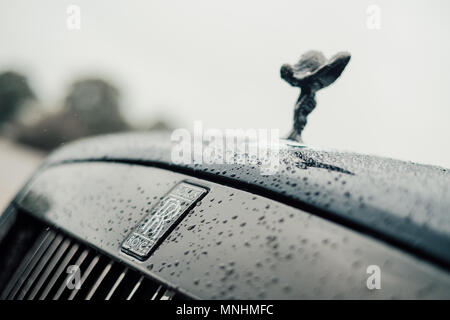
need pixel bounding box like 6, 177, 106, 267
121, 181, 208, 260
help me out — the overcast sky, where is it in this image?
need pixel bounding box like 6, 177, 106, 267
1, 0, 449, 168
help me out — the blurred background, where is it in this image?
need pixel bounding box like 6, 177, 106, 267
1, 0, 450, 210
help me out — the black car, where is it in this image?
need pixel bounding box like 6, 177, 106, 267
0, 129, 449, 300
0, 51, 449, 300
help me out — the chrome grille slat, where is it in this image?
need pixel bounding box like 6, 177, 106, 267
127, 275, 144, 300
39, 243, 79, 300
85, 260, 114, 300
6, 230, 56, 300
27, 237, 71, 300
151, 285, 164, 300
160, 288, 175, 300
0, 229, 51, 299
67, 254, 100, 300
105, 267, 128, 300
17, 234, 64, 300
0, 216, 187, 300
53, 248, 89, 300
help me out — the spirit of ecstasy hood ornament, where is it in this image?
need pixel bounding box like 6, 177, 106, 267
281, 50, 351, 142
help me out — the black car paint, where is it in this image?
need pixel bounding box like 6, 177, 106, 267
0, 131, 449, 298
14, 162, 450, 299
36, 132, 450, 269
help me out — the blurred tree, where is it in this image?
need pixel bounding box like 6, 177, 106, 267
147, 119, 173, 131
16, 78, 130, 151
0, 71, 35, 128
65, 79, 129, 134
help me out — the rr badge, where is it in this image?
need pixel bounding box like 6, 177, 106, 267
121, 181, 208, 260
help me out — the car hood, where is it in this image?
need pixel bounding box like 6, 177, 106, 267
36, 131, 450, 269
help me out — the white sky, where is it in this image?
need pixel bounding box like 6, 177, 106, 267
1, 0, 449, 168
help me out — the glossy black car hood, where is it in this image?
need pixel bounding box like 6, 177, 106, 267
38, 131, 450, 268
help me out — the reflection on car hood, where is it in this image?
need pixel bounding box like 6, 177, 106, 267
40, 131, 450, 269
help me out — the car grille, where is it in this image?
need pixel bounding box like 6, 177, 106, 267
0, 210, 186, 300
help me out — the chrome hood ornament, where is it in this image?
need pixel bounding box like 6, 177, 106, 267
281, 51, 351, 142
